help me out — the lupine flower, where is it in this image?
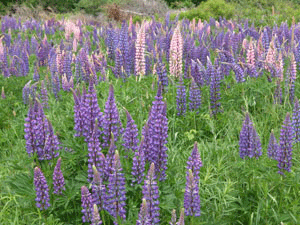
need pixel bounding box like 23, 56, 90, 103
132, 136, 146, 185
91, 204, 102, 225
43, 118, 60, 160
106, 150, 126, 223
40, 80, 48, 108
34, 167, 50, 210
1, 86, 5, 99
87, 119, 103, 182
246, 38, 255, 68
81, 186, 94, 223
177, 208, 185, 225
267, 131, 279, 160
156, 60, 168, 89
239, 113, 262, 159
123, 110, 139, 153
105, 134, 116, 180
53, 157, 65, 195
137, 198, 151, 225
142, 163, 160, 224
189, 79, 201, 112
274, 80, 282, 104
33, 66, 40, 82
169, 24, 183, 78
135, 23, 146, 76
184, 169, 200, 217
176, 78, 186, 116
209, 60, 222, 116
170, 209, 176, 225
103, 85, 123, 147
186, 142, 202, 182
278, 113, 294, 175
22, 80, 32, 104
91, 165, 106, 211
292, 98, 300, 143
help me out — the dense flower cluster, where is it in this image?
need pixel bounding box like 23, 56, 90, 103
34, 167, 50, 210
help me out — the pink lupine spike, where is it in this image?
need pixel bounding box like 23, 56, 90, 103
290, 53, 297, 81
265, 38, 276, 72
135, 23, 146, 76
128, 15, 133, 33
247, 38, 255, 68
169, 23, 183, 78
276, 51, 284, 81
197, 19, 203, 31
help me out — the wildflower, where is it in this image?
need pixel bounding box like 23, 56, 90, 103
34, 167, 50, 210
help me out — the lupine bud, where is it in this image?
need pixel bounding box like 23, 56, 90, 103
34, 167, 50, 210
53, 157, 65, 195
186, 142, 202, 182
177, 208, 185, 225
91, 165, 106, 210
137, 198, 151, 225
91, 204, 102, 225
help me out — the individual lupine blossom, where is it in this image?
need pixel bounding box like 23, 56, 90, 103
169, 24, 183, 78
91, 204, 102, 225
87, 119, 103, 182
136, 198, 151, 225
132, 136, 146, 185
1, 87, 5, 99
184, 169, 200, 217
278, 113, 294, 175
176, 78, 186, 116
177, 208, 185, 225
34, 167, 50, 210
122, 110, 139, 153
267, 131, 279, 160
103, 85, 123, 147
135, 23, 146, 76
239, 113, 262, 159
53, 157, 65, 195
142, 163, 160, 224
189, 79, 201, 112
186, 142, 202, 182
82, 79, 104, 141
40, 80, 48, 108
106, 151, 126, 223
43, 118, 60, 160
292, 98, 300, 143
91, 165, 106, 211
81, 186, 94, 223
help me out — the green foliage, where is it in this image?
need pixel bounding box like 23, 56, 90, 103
178, 0, 235, 21
76, 0, 108, 16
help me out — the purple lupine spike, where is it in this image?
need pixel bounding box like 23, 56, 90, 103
131, 136, 146, 185
22, 80, 32, 105
24, 100, 37, 156
103, 85, 123, 147
239, 113, 262, 159
184, 169, 201, 217
277, 113, 294, 175
141, 121, 151, 162
43, 118, 60, 160
53, 157, 65, 195
33, 66, 40, 82
106, 150, 126, 223
156, 60, 168, 89
137, 198, 151, 225
292, 97, 300, 143
34, 167, 50, 210
170, 209, 176, 225
142, 163, 160, 224
267, 130, 279, 160
209, 62, 222, 116
91, 204, 102, 225
151, 102, 168, 181
105, 134, 116, 180
72, 87, 84, 137
40, 80, 48, 108
176, 78, 186, 116
123, 110, 139, 153
186, 142, 202, 182
91, 165, 106, 211
82, 79, 104, 141
189, 79, 201, 112
87, 119, 103, 182
81, 186, 94, 223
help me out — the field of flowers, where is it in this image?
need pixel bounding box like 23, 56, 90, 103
0, 14, 300, 224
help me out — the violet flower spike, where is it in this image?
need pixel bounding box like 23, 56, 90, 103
53, 157, 65, 195
91, 204, 102, 225
267, 130, 279, 160
184, 169, 201, 217
136, 198, 151, 225
91, 165, 106, 211
81, 186, 94, 223
34, 167, 50, 210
